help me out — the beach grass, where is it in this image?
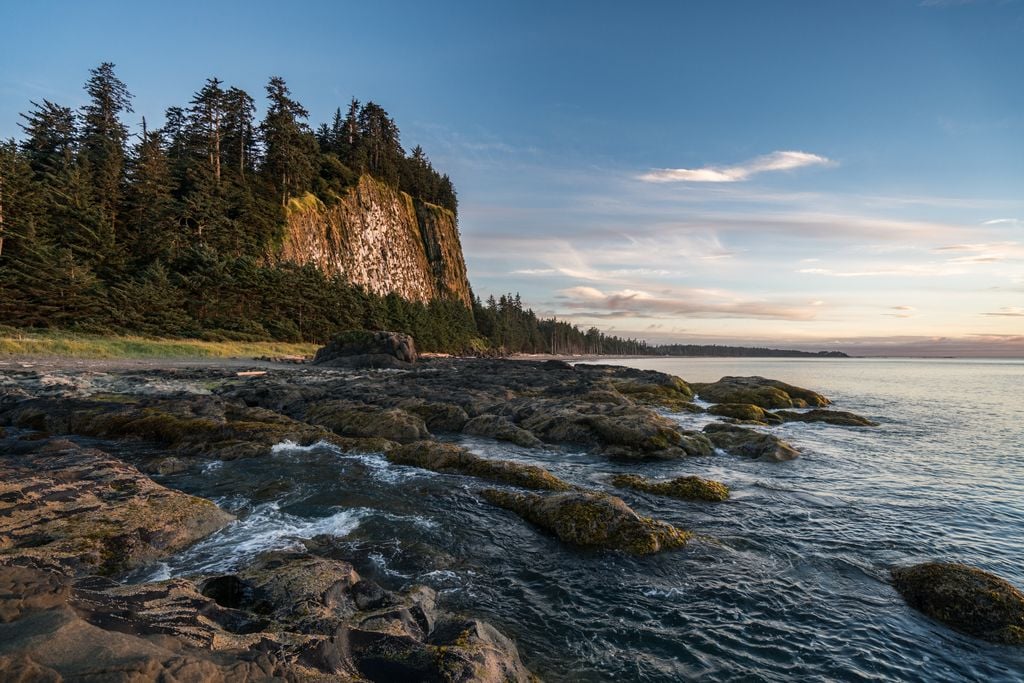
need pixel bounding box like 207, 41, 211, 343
0, 329, 318, 360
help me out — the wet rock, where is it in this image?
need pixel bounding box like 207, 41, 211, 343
0, 551, 539, 682
601, 369, 694, 410
892, 562, 1024, 645
507, 396, 712, 459
774, 408, 877, 427
397, 398, 470, 432
703, 423, 800, 462
0, 442, 233, 575
313, 330, 417, 368
2, 394, 376, 460
0, 562, 359, 681
428, 617, 539, 682
463, 414, 543, 448
387, 441, 571, 491
611, 473, 730, 502
482, 489, 690, 554
303, 399, 429, 442
692, 376, 830, 409
708, 403, 782, 425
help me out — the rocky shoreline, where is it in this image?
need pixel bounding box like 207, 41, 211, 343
1, 350, 1021, 680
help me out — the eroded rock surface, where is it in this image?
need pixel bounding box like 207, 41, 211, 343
0, 442, 232, 575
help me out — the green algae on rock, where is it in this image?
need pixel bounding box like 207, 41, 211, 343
774, 408, 878, 427
703, 423, 800, 462
611, 473, 730, 502
708, 403, 782, 425
692, 376, 830, 409
462, 414, 543, 448
892, 562, 1024, 646
481, 489, 690, 554
387, 441, 571, 491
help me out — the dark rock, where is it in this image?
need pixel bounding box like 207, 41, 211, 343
703, 423, 799, 462
482, 489, 690, 554
313, 330, 417, 367
708, 403, 782, 425
303, 399, 428, 442
775, 408, 877, 427
463, 414, 543, 447
692, 376, 830, 409
892, 562, 1024, 645
611, 473, 730, 502
387, 441, 571, 491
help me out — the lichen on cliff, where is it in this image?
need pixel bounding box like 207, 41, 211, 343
276, 175, 471, 306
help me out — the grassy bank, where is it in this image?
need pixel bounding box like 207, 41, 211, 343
0, 330, 319, 360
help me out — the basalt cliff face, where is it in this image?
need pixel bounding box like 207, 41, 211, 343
277, 175, 472, 306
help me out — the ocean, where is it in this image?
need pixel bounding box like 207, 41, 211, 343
143, 357, 1024, 681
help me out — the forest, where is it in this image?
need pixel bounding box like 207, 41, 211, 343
0, 63, 652, 355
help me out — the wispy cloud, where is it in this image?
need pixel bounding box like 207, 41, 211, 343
984, 307, 1024, 317
556, 285, 817, 321
638, 150, 834, 184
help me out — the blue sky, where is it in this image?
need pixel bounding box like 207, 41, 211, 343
2, 0, 1022, 354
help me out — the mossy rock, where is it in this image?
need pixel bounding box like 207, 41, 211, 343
892, 562, 1024, 645
708, 403, 781, 425
304, 400, 429, 442
462, 414, 542, 448
611, 474, 729, 502
692, 376, 830, 410
481, 489, 690, 554
703, 423, 799, 462
608, 373, 694, 408
774, 408, 877, 427
387, 441, 570, 491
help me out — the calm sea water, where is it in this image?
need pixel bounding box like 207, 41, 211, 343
143, 358, 1024, 681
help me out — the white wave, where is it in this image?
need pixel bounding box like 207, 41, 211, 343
642, 586, 687, 598
201, 460, 223, 473
165, 501, 365, 575
270, 439, 337, 454
336, 452, 433, 484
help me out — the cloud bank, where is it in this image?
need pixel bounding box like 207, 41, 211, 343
638, 150, 834, 183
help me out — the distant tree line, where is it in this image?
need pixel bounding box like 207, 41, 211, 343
0, 63, 465, 348
651, 344, 848, 358
473, 293, 651, 355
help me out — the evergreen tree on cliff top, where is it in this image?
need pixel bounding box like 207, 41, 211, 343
80, 63, 132, 235
260, 76, 317, 205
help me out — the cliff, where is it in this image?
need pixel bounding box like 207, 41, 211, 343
277, 175, 471, 306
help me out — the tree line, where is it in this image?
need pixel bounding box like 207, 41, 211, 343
0, 63, 466, 347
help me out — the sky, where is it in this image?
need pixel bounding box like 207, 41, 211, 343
2, 0, 1022, 356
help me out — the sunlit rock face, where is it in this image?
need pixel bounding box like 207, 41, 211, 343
278, 175, 471, 306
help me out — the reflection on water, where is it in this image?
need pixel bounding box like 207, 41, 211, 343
145, 358, 1024, 682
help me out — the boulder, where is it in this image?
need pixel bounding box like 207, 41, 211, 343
708, 403, 781, 425
481, 489, 690, 554
507, 396, 712, 459
892, 562, 1024, 645
611, 473, 729, 502
304, 400, 429, 442
387, 441, 570, 491
692, 376, 830, 409
313, 330, 417, 368
774, 408, 877, 427
462, 414, 543, 448
703, 423, 799, 462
